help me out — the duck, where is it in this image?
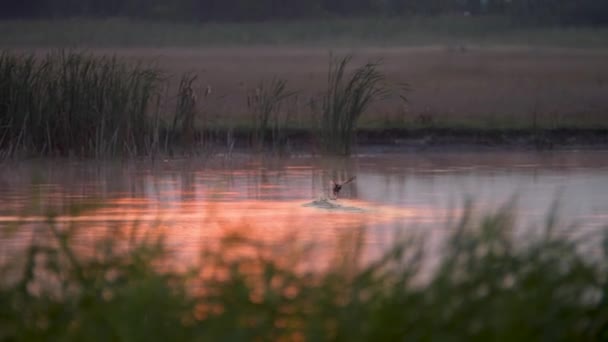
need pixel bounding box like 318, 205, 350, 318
331, 176, 356, 199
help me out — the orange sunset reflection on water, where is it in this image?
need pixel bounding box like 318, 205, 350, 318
0, 194, 442, 268
1, 151, 608, 266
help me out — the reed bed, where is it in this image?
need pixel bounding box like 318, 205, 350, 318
0, 51, 163, 157
247, 77, 296, 150
1, 50, 604, 158
315, 56, 389, 155
0, 200, 607, 340
171, 73, 199, 147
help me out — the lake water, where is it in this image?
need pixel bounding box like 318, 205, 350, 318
1, 150, 608, 265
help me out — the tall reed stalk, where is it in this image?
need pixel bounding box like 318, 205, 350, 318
172, 73, 198, 147
316, 56, 388, 155
247, 77, 294, 149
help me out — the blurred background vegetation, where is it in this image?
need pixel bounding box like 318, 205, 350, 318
1, 0, 607, 26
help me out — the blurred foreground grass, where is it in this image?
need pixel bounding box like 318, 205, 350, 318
1, 200, 608, 341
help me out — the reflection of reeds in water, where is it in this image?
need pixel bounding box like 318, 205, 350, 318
1, 195, 607, 340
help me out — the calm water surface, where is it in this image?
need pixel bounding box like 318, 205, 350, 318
1, 150, 608, 264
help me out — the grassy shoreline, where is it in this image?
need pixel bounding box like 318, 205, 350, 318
170, 127, 608, 155
1, 17, 608, 48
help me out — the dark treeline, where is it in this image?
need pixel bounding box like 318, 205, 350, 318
1, 0, 608, 26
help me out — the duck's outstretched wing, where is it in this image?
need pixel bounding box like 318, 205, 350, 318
342, 176, 356, 186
